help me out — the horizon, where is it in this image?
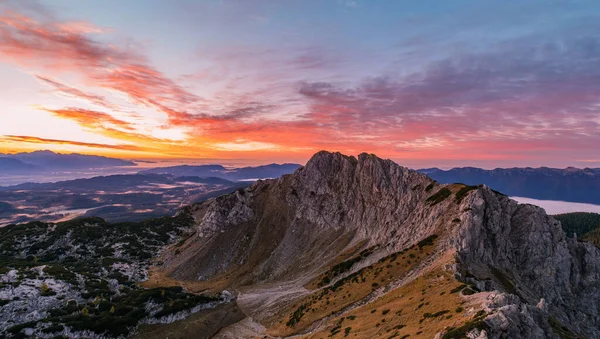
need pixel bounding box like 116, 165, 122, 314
1, 1, 600, 168
3, 148, 600, 172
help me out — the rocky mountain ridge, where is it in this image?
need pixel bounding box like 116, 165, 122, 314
156, 151, 600, 338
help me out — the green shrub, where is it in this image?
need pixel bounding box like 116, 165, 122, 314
426, 188, 452, 205
455, 185, 477, 203
417, 235, 438, 248
344, 327, 352, 336
286, 304, 307, 327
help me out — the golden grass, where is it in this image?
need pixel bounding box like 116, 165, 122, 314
266, 238, 441, 337
298, 253, 477, 339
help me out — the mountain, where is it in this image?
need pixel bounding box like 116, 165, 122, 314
0, 157, 40, 174
421, 166, 600, 205
139, 163, 301, 181
2, 151, 600, 338
152, 151, 600, 338
0, 150, 135, 174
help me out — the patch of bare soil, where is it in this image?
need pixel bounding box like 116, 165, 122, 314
132, 302, 245, 339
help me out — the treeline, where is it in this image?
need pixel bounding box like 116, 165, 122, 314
554, 212, 600, 247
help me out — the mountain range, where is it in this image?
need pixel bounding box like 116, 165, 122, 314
0, 150, 135, 174
3, 151, 600, 208
1, 151, 600, 338
138, 163, 301, 181
421, 166, 600, 205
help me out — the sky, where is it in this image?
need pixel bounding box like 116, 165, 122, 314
0, 0, 599, 168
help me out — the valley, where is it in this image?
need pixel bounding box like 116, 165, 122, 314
0, 174, 249, 226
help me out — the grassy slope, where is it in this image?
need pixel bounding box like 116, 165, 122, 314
303, 258, 473, 338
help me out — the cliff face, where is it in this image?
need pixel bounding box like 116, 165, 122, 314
455, 188, 600, 338
164, 151, 439, 283
160, 151, 600, 338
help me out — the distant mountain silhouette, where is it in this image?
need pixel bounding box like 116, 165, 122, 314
0, 157, 41, 174
421, 166, 600, 204
139, 163, 301, 181
0, 151, 136, 178
0, 150, 136, 171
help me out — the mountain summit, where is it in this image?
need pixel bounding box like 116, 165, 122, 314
149, 151, 600, 338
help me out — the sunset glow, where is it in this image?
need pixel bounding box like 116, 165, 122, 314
1, 0, 599, 167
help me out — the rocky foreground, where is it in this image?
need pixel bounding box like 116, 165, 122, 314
0, 214, 231, 338
2, 151, 599, 338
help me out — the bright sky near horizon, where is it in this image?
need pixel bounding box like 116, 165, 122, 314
0, 0, 599, 167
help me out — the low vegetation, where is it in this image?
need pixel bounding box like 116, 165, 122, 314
548, 316, 582, 339
317, 247, 376, 287
426, 188, 453, 205
0, 213, 224, 338
554, 212, 600, 246
442, 309, 488, 339
282, 236, 439, 333
454, 185, 478, 203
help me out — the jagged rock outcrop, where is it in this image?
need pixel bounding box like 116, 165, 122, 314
160, 151, 600, 338
454, 187, 600, 338
163, 151, 442, 283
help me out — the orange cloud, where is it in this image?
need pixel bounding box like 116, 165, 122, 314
1, 135, 142, 151
34, 75, 119, 111
40, 107, 134, 131
1, 3, 598, 168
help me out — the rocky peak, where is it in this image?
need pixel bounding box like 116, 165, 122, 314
159, 151, 600, 338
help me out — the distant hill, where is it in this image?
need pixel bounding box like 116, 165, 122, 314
0, 157, 40, 174
0, 150, 136, 171
554, 212, 600, 242
139, 163, 301, 181
421, 166, 600, 204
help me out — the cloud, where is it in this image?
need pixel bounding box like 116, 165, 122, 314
35, 75, 118, 111
0, 135, 142, 151
39, 107, 134, 131
296, 32, 600, 155
0, 8, 205, 125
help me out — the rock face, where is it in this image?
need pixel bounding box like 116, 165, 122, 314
162, 151, 600, 338
455, 188, 600, 338
163, 151, 439, 283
